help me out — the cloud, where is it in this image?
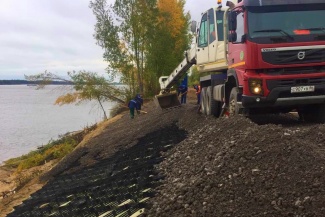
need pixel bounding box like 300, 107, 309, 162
0, 0, 218, 80
185, 0, 220, 22
0, 0, 110, 80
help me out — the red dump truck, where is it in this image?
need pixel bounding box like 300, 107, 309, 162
155, 0, 325, 123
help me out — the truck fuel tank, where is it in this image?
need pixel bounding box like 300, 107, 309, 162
154, 92, 181, 109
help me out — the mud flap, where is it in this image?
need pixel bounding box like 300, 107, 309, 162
154, 93, 181, 109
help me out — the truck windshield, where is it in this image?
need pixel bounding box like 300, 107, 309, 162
247, 4, 325, 43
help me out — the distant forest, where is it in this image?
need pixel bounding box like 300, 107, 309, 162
0, 80, 73, 85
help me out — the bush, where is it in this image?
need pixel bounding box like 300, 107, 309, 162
17, 153, 45, 172
44, 143, 74, 160
3, 125, 96, 173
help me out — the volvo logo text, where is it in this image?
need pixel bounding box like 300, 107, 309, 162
297, 51, 306, 60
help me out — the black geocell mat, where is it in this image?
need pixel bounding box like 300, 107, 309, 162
8, 123, 187, 217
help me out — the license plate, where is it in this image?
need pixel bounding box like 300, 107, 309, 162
291, 86, 315, 93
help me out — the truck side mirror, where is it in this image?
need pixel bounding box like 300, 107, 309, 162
190, 21, 197, 33
228, 11, 237, 31
228, 31, 237, 42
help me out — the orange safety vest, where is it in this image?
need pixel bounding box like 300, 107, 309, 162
196, 85, 201, 95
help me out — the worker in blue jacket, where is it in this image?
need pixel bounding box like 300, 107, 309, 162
128, 99, 139, 119
178, 84, 188, 104
178, 75, 188, 104
134, 94, 143, 113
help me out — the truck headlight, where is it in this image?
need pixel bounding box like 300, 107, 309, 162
249, 79, 263, 95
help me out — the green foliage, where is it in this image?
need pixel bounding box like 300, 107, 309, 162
3, 135, 78, 172
26, 70, 126, 120
188, 65, 200, 86
45, 143, 74, 160
90, 0, 150, 95
4, 150, 41, 169
90, 0, 191, 97
15, 141, 75, 172
27, 0, 192, 108
144, 0, 191, 96
16, 153, 45, 172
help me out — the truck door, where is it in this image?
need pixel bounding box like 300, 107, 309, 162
216, 10, 225, 60
197, 12, 209, 64
228, 9, 246, 68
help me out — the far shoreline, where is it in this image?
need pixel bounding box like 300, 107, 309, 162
0, 80, 123, 85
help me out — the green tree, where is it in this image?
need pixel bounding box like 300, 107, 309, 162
90, 0, 155, 96
90, 0, 191, 97
26, 0, 191, 121
188, 65, 200, 86
145, 0, 191, 95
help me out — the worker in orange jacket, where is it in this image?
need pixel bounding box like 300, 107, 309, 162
194, 85, 201, 105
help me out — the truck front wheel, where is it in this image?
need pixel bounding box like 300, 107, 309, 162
229, 87, 240, 116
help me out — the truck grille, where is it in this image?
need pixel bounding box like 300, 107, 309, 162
277, 89, 325, 98
263, 66, 325, 75
266, 78, 325, 98
262, 48, 325, 65
266, 77, 325, 90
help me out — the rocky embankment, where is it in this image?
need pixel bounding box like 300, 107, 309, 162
1, 90, 325, 217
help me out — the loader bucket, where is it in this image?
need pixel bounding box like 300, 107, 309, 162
154, 92, 181, 109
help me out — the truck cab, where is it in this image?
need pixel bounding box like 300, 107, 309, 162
228, 0, 325, 121
198, 0, 325, 122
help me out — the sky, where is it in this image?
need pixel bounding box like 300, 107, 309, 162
0, 0, 219, 80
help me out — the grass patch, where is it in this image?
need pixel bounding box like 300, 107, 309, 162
3, 125, 97, 172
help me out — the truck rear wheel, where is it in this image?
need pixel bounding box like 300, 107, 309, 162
207, 86, 221, 117
299, 104, 325, 123
229, 87, 240, 116
200, 87, 207, 115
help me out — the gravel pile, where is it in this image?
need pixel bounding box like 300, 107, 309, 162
146, 116, 325, 217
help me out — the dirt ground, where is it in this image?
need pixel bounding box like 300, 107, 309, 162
1, 90, 325, 216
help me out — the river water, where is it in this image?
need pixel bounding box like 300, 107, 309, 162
0, 85, 116, 164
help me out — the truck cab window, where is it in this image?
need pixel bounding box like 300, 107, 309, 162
235, 12, 244, 43
216, 11, 225, 41
208, 9, 216, 44
198, 13, 208, 47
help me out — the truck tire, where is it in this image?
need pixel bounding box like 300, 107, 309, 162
206, 86, 221, 117
229, 87, 240, 116
201, 87, 207, 115
299, 104, 325, 123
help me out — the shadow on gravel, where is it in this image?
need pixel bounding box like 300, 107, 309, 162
8, 123, 187, 217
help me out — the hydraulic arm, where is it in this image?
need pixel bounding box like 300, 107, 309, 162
154, 46, 196, 109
